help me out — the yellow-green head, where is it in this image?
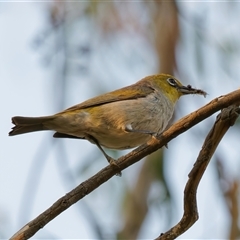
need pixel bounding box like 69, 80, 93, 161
140, 74, 206, 104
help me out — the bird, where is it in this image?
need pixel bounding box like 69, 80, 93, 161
9, 74, 206, 166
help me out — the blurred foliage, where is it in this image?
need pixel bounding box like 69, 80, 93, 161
216, 157, 240, 239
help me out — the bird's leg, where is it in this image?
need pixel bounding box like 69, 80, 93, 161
86, 135, 122, 176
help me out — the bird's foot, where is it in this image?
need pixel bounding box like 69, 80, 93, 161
106, 156, 122, 177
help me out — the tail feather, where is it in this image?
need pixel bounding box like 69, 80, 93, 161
9, 116, 52, 136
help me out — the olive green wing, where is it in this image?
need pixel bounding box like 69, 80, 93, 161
61, 82, 155, 113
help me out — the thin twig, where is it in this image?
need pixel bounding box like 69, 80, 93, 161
10, 89, 240, 240
156, 105, 240, 240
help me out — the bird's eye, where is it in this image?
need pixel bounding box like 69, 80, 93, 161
167, 78, 176, 86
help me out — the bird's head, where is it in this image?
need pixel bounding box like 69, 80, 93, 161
149, 74, 207, 103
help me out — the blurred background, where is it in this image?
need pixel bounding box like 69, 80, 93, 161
1, 1, 240, 239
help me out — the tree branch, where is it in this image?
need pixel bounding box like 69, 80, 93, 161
156, 105, 240, 240
10, 89, 240, 240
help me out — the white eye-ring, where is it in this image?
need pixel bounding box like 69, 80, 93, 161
167, 78, 176, 86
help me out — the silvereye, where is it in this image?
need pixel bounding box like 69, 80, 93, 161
9, 74, 206, 164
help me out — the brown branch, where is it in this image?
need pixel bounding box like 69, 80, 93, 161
10, 89, 240, 240
156, 105, 240, 240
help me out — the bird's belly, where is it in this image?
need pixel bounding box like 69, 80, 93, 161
82, 97, 173, 149
90, 130, 152, 149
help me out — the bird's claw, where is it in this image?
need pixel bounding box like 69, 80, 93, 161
107, 156, 122, 177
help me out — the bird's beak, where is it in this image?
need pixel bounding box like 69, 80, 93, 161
177, 85, 207, 97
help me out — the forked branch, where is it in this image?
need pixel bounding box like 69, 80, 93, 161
157, 105, 240, 240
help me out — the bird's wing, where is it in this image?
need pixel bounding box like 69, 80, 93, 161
61, 83, 155, 113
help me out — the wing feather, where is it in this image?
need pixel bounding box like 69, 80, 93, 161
59, 82, 154, 113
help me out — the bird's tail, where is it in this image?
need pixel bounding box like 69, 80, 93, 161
9, 116, 54, 136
